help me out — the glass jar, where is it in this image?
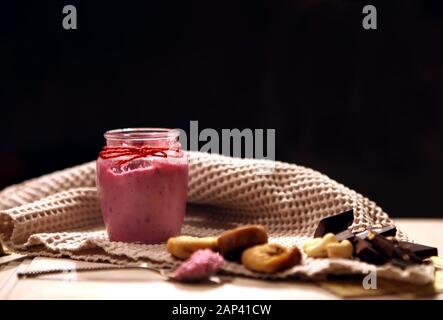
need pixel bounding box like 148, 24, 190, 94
96, 128, 188, 244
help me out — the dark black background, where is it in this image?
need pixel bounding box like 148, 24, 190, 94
1, 1, 442, 217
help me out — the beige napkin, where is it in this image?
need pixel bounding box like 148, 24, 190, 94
0, 151, 435, 284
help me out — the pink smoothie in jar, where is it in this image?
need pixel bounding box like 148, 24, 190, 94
96, 128, 188, 244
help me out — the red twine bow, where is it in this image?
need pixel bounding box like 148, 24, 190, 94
99, 146, 169, 165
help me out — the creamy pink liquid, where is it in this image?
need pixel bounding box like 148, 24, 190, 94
97, 157, 188, 243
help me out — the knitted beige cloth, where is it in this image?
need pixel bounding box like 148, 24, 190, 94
0, 151, 434, 284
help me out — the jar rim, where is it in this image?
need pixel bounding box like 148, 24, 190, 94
104, 128, 180, 141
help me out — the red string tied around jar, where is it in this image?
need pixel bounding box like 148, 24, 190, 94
99, 145, 169, 165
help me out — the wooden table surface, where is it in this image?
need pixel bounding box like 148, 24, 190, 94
0, 218, 442, 300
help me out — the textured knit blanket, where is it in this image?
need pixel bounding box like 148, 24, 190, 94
0, 151, 434, 284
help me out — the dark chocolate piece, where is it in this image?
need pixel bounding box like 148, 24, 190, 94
367, 233, 424, 266
354, 238, 387, 265
368, 233, 403, 259
378, 226, 397, 237
398, 241, 438, 260
313, 210, 354, 237
350, 226, 436, 268
335, 229, 355, 242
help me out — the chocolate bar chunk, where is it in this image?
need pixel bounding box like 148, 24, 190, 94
354, 238, 387, 265
313, 210, 354, 237
356, 226, 397, 240
366, 233, 426, 268
398, 241, 438, 260
378, 226, 397, 237
368, 233, 403, 259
